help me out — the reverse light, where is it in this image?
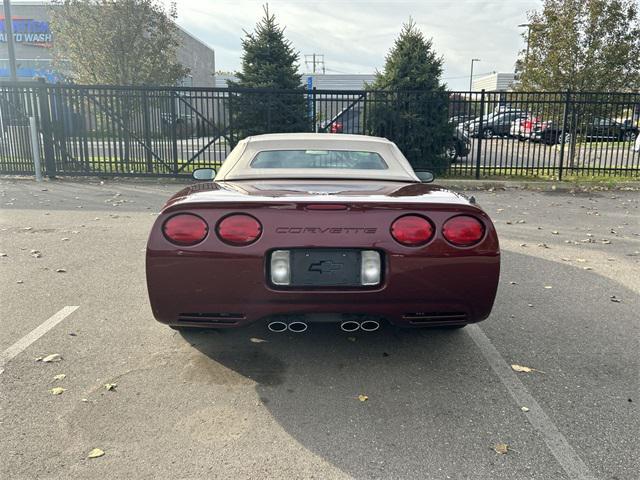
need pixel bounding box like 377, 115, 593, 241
162, 213, 208, 246
216, 214, 262, 245
390, 215, 434, 246
270, 250, 290, 285
360, 250, 381, 285
442, 215, 485, 246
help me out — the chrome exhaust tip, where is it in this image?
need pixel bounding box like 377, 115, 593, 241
267, 321, 288, 333
360, 320, 380, 332
287, 321, 308, 333
340, 320, 360, 332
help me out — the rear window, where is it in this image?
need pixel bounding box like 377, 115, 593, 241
250, 150, 388, 170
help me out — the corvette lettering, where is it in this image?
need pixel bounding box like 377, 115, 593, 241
276, 227, 377, 234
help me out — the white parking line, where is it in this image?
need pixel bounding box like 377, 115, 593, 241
466, 324, 595, 480
0, 306, 79, 374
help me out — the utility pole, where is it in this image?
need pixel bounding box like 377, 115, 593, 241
304, 54, 325, 75
469, 58, 480, 92
2, 0, 18, 81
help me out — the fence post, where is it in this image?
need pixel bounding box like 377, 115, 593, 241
312, 87, 317, 133
36, 83, 56, 178
558, 90, 571, 181
29, 116, 43, 181
362, 90, 367, 135
474, 89, 485, 180
170, 90, 179, 175
142, 91, 153, 173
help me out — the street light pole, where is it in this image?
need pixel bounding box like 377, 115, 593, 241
469, 58, 480, 92
518, 23, 532, 64
2, 0, 18, 81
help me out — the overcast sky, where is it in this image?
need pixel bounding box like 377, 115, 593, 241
166, 0, 541, 89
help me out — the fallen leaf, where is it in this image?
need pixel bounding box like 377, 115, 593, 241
551, 231, 559, 235
87, 448, 105, 459
544, 285, 552, 289
16, 280, 24, 284
0, 253, 7, 257
511, 364, 544, 373
521, 406, 530, 412
56, 268, 67, 273
53, 374, 66, 381
576, 258, 587, 263
358, 394, 369, 402
50, 387, 66, 395
494, 443, 509, 454
42, 354, 62, 363
610, 296, 621, 303
104, 383, 117, 391
249, 337, 267, 343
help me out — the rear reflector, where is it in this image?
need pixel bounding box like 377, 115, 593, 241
442, 215, 485, 246
391, 215, 434, 246
162, 214, 208, 246
216, 214, 262, 245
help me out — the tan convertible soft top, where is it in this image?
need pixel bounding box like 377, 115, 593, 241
215, 133, 421, 182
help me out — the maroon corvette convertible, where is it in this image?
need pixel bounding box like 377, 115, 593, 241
146, 133, 500, 333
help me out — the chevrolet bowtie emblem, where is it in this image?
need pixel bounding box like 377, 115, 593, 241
308, 260, 343, 274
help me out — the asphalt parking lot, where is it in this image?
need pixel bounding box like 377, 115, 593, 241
0, 178, 638, 480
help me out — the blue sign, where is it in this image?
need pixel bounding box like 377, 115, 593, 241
0, 17, 53, 47
306, 76, 313, 119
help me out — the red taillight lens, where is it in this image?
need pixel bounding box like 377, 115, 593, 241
216, 214, 262, 245
163, 214, 208, 246
442, 215, 485, 246
390, 215, 434, 246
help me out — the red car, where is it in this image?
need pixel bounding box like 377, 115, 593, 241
146, 133, 500, 333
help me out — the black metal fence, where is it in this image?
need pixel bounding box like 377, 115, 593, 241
1, 81, 639, 179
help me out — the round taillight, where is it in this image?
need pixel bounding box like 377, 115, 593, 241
216, 214, 262, 245
163, 214, 208, 246
442, 215, 485, 246
390, 215, 434, 246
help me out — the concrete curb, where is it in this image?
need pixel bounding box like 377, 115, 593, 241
2, 174, 639, 192
436, 178, 640, 192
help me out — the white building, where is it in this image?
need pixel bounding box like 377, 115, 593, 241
214, 73, 375, 90
472, 72, 516, 92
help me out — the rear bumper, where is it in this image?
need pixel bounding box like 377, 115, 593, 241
146, 251, 500, 328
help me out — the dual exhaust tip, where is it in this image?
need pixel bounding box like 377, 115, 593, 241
267, 319, 380, 333
267, 320, 307, 333
339, 320, 380, 332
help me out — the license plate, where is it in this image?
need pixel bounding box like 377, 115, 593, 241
290, 249, 361, 287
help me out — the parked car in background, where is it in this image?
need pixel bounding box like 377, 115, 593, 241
446, 127, 471, 161
510, 116, 540, 140
464, 110, 528, 138
449, 114, 474, 125
532, 118, 639, 145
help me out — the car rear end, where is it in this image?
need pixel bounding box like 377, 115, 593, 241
146, 197, 500, 330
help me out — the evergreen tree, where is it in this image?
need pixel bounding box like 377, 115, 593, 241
367, 20, 452, 172
228, 5, 308, 141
